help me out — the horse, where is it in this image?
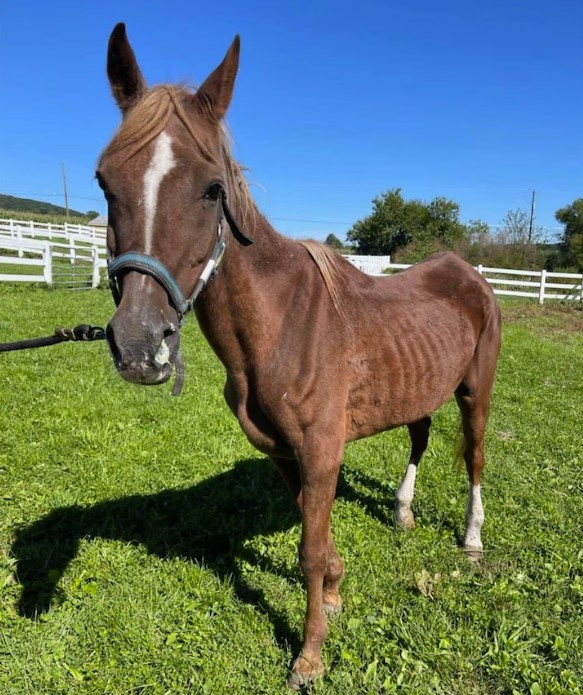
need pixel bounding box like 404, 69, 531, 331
99, 23, 501, 689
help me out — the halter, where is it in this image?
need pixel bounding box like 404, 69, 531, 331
107, 187, 253, 324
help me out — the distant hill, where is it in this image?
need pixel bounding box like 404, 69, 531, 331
0, 194, 91, 218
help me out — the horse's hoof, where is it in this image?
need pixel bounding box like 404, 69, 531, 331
323, 596, 343, 618
394, 508, 416, 531
287, 654, 325, 690
462, 544, 483, 563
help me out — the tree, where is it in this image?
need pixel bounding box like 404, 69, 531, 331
555, 198, 583, 270
346, 189, 409, 255
346, 188, 468, 259
466, 219, 491, 246
496, 208, 542, 246
324, 233, 343, 250
482, 208, 544, 269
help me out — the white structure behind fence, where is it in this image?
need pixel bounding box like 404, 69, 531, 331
344, 254, 392, 275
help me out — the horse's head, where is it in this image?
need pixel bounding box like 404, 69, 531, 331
98, 23, 241, 386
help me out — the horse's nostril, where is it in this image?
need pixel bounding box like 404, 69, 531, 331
163, 324, 178, 339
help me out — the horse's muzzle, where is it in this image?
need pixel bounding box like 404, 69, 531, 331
106, 311, 180, 386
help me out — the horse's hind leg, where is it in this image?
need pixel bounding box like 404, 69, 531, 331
455, 328, 499, 559
394, 417, 431, 530
271, 457, 344, 616
455, 384, 488, 560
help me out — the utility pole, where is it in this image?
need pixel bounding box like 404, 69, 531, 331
528, 189, 536, 244
62, 162, 70, 218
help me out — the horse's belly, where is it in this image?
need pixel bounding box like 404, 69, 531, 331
344, 335, 474, 440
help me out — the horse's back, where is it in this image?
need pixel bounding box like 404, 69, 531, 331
342, 252, 494, 313
338, 252, 500, 438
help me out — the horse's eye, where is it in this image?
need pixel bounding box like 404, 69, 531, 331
204, 183, 223, 201
96, 172, 115, 202
95, 172, 107, 191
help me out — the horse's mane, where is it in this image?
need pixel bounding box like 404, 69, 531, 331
100, 85, 256, 225
299, 241, 346, 319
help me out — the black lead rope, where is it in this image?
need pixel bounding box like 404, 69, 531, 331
0, 325, 186, 396
0, 323, 184, 396
0, 324, 106, 352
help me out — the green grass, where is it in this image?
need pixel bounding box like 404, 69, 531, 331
0, 287, 582, 694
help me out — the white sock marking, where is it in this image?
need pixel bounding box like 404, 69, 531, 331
143, 132, 176, 254
395, 462, 418, 527
396, 463, 418, 508
464, 484, 484, 550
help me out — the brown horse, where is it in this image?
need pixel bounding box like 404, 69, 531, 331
99, 24, 501, 689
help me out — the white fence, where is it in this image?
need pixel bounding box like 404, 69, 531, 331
0, 218, 107, 289
345, 254, 392, 275
0, 218, 106, 246
0, 221, 581, 303
370, 261, 583, 304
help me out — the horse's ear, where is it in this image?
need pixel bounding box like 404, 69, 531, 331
193, 35, 240, 121
107, 23, 146, 114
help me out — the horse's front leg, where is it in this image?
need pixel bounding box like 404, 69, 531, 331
272, 457, 344, 618
287, 436, 343, 690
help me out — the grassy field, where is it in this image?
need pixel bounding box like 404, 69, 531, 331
0, 286, 582, 694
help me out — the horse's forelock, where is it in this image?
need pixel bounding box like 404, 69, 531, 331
100, 85, 256, 227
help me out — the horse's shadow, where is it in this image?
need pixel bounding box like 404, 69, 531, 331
11, 457, 399, 649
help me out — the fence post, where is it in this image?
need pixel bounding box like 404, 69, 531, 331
16, 225, 23, 257
538, 269, 546, 305
69, 237, 76, 265
477, 264, 483, 275
91, 246, 101, 288
43, 244, 53, 285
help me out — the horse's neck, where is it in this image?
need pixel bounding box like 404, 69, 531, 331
195, 212, 294, 369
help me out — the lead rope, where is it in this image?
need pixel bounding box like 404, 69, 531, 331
0, 324, 106, 352
0, 324, 189, 396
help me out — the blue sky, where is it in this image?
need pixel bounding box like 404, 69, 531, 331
0, 1, 581, 241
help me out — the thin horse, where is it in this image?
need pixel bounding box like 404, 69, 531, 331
99, 24, 501, 689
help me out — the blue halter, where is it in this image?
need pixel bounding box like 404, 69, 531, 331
107, 188, 252, 324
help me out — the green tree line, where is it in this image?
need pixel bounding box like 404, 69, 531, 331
336, 189, 582, 272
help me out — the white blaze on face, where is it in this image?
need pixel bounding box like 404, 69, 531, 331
143, 131, 176, 254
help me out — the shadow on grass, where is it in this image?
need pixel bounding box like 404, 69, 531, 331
338, 465, 465, 546
12, 458, 301, 646
11, 457, 403, 648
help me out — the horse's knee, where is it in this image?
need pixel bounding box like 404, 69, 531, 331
298, 542, 327, 578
